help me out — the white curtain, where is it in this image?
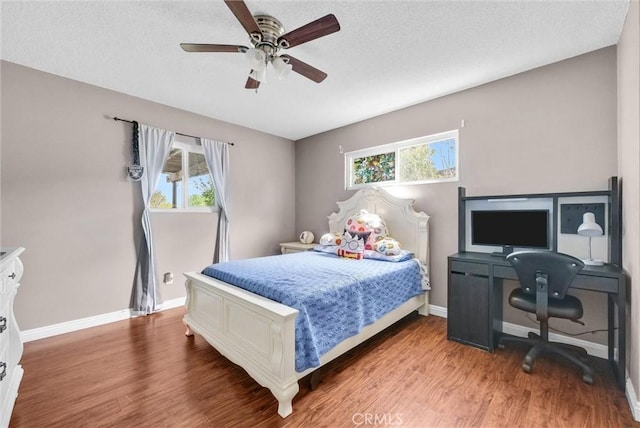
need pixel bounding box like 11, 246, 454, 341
132, 124, 175, 315
200, 138, 230, 263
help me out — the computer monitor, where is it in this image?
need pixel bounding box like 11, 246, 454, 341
471, 209, 550, 255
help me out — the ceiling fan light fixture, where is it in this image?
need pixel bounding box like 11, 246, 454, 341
181, 2, 341, 89
249, 68, 266, 83
272, 56, 293, 80
245, 48, 266, 70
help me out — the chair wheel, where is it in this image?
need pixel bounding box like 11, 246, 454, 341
522, 362, 532, 373
583, 374, 594, 385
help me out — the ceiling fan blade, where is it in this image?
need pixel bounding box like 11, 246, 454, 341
277, 14, 340, 49
280, 55, 327, 83
180, 43, 248, 53
224, 0, 261, 40
245, 75, 260, 89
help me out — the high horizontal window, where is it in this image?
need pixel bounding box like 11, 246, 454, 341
150, 140, 215, 212
345, 130, 458, 190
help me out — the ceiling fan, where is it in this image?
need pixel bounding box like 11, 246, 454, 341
180, 0, 341, 90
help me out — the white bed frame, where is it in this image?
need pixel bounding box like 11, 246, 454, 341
183, 187, 430, 418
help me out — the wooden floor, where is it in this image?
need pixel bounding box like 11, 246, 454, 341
10, 308, 637, 428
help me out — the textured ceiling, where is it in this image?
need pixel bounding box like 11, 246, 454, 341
1, 1, 630, 140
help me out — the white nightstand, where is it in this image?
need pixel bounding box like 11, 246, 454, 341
279, 242, 316, 254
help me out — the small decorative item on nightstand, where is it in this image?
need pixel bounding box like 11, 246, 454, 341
299, 231, 315, 244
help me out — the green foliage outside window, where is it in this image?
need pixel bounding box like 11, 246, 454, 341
353, 152, 396, 185
149, 145, 215, 210
151, 192, 172, 208
346, 131, 458, 189
399, 144, 437, 182
400, 139, 457, 182
189, 176, 215, 207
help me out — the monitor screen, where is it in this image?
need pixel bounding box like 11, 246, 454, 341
471, 210, 549, 249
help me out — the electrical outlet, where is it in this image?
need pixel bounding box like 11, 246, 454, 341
163, 272, 174, 285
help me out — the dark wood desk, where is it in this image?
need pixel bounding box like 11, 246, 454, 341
447, 251, 626, 389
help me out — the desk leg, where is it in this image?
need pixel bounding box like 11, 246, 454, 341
617, 277, 627, 389
491, 277, 504, 351
608, 284, 626, 390
608, 293, 615, 363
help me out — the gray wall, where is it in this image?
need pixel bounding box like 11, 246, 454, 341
295, 47, 618, 343
1, 61, 296, 330
0, 45, 624, 351
618, 0, 640, 403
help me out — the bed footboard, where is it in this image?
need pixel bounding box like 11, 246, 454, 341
183, 272, 300, 417
184, 272, 430, 417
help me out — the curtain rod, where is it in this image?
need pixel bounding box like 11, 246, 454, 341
112, 117, 235, 146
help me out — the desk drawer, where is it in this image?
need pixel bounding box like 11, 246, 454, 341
493, 265, 517, 280
450, 260, 489, 276
572, 275, 619, 293
494, 265, 619, 293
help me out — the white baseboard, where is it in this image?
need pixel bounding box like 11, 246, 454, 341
501, 321, 609, 359
22, 301, 604, 357
20, 298, 638, 422
626, 377, 640, 421
426, 304, 607, 359
21, 301, 444, 343
428, 304, 447, 318
21, 297, 186, 343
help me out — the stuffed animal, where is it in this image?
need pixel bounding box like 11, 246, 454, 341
319, 232, 342, 246
337, 231, 365, 260
344, 210, 388, 250
373, 237, 403, 256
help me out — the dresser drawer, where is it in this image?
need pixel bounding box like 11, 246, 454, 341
0, 248, 24, 428
0, 349, 8, 408
0, 314, 9, 395
0, 259, 18, 296
0, 266, 8, 296
0, 298, 11, 357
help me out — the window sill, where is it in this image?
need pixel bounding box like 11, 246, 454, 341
150, 207, 218, 214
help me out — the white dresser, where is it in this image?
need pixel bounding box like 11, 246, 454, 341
0, 247, 24, 427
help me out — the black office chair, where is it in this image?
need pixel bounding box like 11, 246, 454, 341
498, 250, 594, 384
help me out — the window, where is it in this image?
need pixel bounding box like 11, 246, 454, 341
150, 140, 215, 212
345, 130, 458, 190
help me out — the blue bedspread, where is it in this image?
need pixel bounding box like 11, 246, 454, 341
201, 251, 424, 372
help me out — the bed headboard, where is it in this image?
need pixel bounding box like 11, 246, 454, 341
328, 188, 430, 266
